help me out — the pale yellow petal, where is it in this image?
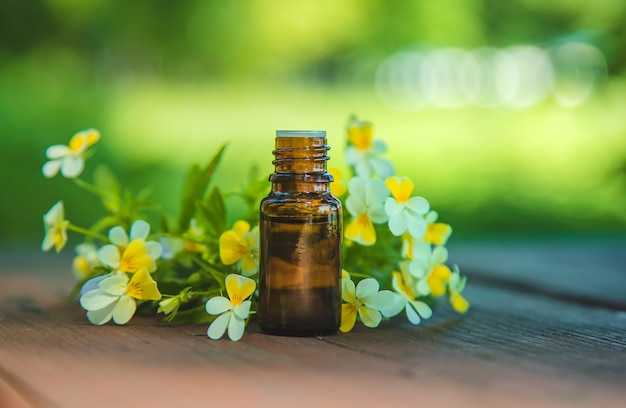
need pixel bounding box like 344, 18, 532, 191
119, 239, 156, 273
384, 177, 413, 203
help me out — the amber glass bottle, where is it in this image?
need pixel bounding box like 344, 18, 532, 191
258, 130, 342, 336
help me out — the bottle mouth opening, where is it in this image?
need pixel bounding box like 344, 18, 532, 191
276, 130, 326, 138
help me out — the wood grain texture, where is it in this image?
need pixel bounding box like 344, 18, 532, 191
1, 243, 625, 407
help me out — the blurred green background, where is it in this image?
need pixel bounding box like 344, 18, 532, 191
1, 0, 625, 247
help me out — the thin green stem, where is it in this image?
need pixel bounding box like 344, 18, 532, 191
347, 271, 375, 280
67, 223, 108, 242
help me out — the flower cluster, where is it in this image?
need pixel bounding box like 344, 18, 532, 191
335, 116, 469, 331
41, 117, 468, 341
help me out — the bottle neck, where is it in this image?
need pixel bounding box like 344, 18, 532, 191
269, 134, 333, 193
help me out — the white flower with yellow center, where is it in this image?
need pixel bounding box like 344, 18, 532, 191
205, 274, 256, 341
98, 220, 163, 274
344, 177, 389, 246
72, 243, 101, 280
79, 267, 162, 325
384, 176, 430, 238
41, 201, 69, 253
409, 242, 451, 297
219, 221, 259, 276
42, 129, 100, 179
345, 118, 395, 178
383, 265, 433, 325
340, 277, 395, 332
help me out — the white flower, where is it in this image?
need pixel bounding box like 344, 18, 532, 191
345, 118, 394, 178
42, 129, 100, 178
340, 277, 395, 332
344, 177, 390, 246
409, 242, 451, 297
41, 201, 69, 253
382, 266, 433, 325
79, 268, 161, 325
97, 220, 163, 273
72, 243, 101, 280
384, 176, 430, 238
205, 274, 256, 341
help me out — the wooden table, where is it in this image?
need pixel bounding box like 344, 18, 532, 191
1, 238, 625, 408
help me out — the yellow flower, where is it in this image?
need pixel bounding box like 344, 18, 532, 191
97, 220, 163, 274
41, 201, 69, 253
79, 267, 162, 325
219, 221, 259, 276
423, 211, 452, 246
328, 167, 347, 197
42, 129, 100, 178
206, 274, 256, 341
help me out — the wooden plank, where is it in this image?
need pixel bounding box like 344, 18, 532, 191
448, 237, 626, 309
1, 248, 625, 407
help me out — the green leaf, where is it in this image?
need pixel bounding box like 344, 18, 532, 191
93, 165, 122, 213
178, 144, 228, 231
195, 187, 227, 237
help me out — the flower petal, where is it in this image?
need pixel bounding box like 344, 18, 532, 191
388, 212, 409, 236
366, 178, 390, 204
119, 239, 156, 273
98, 275, 128, 296
127, 268, 161, 300
355, 278, 379, 299
86, 302, 117, 325
45, 145, 71, 159
80, 289, 118, 311
233, 300, 252, 320
432, 246, 449, 265
232, 220, 251, 237
227, 315, 246, 341
98, 244, 121, 269
112, 296, 137, 324
363, 290, 395, 312
407, 216, 427, 239
207, 311, 231, 340
384, 198, 402, 217
380, 293, 406, 318
206, 296, 232, 315
340, 303, 357, 332
219, 231, 244, 265
109, 226, 129, 247
146, 241, 163, 260
341, 278, 356, 303
130, 220, 150, 240
60, 156, 84, 178
407, 196, 430, 214
405, 302, 421, 325
358, 306, 382, 328
371, 157, 395, 179
42, 160, 62, 178
385, 177, 413, 203
411, 299, 433, 319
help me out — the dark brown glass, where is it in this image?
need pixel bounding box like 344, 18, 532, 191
258, 131, 342, 336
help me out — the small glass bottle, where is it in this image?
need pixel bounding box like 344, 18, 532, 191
258, 130, 342, 336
